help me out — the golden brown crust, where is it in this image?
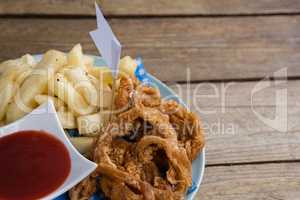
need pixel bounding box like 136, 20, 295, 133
68, 173, 97, 200
160, 100, 205, 161
69, 77, 205, 200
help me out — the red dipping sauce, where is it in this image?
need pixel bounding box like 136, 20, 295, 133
0, 130, 71, 200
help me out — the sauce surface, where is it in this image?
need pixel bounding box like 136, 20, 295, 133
0, 130, 71, 200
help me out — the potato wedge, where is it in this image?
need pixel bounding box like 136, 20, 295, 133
83, 55, 94, 68
87, 66, 113, 86
49, 73, 96, 116
119, 56, 137, 77
15, 69, 33, 87
64, 67, 98, 107
0, 78, 16, 121
77, 112, 109, 135
89, 77, 113, 108
67, 44, 84, 67
69, 137, 95, 154
5, 50, 66, 123
0, 54, 36, 75
34, 95, 65, 110
57, 108, 77, 129
5, 102, 31, 124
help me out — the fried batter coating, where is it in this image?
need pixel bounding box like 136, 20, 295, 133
69, 77, 205, 200
68, 173, 97, 200
100, 177, 144, 200
135, 85, 161, 107
160, 100, 205, 161
115, 76, 137, 110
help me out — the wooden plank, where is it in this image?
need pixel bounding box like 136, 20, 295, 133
196, 163, 300, 200
169, 79, 299, 107
1, 0, 300, 16
169, 80, 300, 165
1, 16, 300, 82
0, 0, 94, 16
101, 0, 300, 16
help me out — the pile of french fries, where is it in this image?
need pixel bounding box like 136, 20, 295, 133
0, 44, 137, 139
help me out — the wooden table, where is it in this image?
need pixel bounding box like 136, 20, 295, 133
1, 1, 300, 199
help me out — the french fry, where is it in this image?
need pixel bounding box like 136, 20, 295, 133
49, 73, 96, 116
0, 57, 28, 122
57, 108, 77, 129
97, 84, 113, 108
5, 102, 31, 124
33, 94, 76, 129
0, 78, 16, 121
69, 137, 95, 154
87, 73, 99, 86
64, 67, 98, 107
1, 57, 34, 83
19, 50, 66, 107
0, 60, 15, 74
21, 54, 36, 66
87, 66, 113, 86
86, 56, 136, 85
83, 55, 94, 67
2, 67, 28, 82
119, 56, 137, 77
0, 54, 36, 75
36, 50, 67, 71
67, 44, 84, 67
34, 95, 65, 110
14, 68, 33, 87
89, 76, 113, 108
77, 112, 109, 135
6, 50, 67, 122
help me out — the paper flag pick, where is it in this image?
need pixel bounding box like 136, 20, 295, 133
89, 2, 121, 77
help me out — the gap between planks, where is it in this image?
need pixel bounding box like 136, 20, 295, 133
1, 0, 300, 16
205, 159, 300, 168
2, 12, 300, 19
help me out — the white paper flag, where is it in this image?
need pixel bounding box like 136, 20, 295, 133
89, 2, 121, 77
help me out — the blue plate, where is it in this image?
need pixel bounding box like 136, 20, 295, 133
34, 55, 205, 200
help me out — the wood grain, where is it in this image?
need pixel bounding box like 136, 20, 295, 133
196, 163, 300, 200
1, 16, 300, 82
0, 0, 94, 16
1, 0, 300, 16
169, 80, 300, 165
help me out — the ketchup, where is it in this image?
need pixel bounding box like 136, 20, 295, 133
0, 130, 71, 200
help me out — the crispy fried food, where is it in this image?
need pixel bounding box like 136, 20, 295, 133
160, 100, 205, 161
114, 75, 137, 110
135, 85, 161, 107
100, 177, 146, 200
68, 173, 97, 200
69, 77, 205, 200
